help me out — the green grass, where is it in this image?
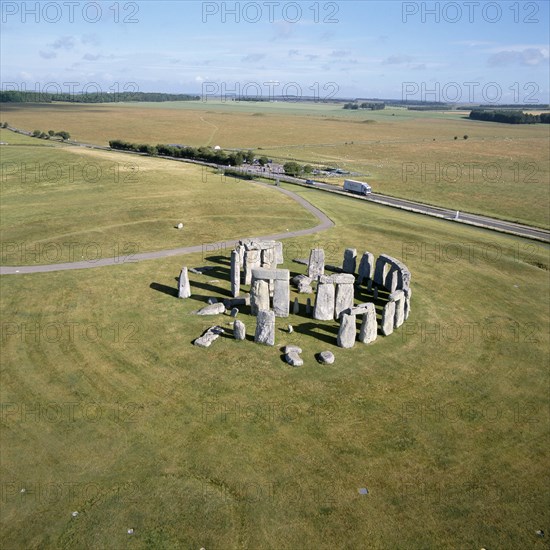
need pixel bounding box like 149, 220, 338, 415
1, 104, 548, 228
1, 175, 549, 548
0, 138, 316, 265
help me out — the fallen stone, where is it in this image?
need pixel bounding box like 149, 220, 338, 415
207, 297, 218, 304
223, 296, 250, 309
288, 324, 293, 334
284, 346, 303, 367
195, 303, 226, 315
233, 320, 246, 340
193, 326, 224, 347
189, 266, 215, 275
255, 310, 275, 345
317, 351, 335, 364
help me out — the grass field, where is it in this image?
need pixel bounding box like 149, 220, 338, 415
1, 102, 548, 228
1, 142, 549, 549
0, 132, 316, 266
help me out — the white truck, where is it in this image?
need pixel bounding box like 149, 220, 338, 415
343, 179, 372, 195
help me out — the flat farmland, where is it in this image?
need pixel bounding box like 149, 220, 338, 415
2, 102, 548, 228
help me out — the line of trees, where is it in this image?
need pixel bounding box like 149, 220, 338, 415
469, 109, 550, 124
343, 102, 385, 110
283, 162, 313, 177
109, 140, 255, 166
0, 91, 200, 103
31, 129, 71, 140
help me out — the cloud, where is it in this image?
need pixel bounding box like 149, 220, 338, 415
487, 48, 547, 67
330, 50, 351, 58
241, 53, 266, 63
39, 50, 57, 59
83, 53, 101, 61
411, 63, 426, 71
50, 35, 76, 50
288, 49, 300, 57
382, 54, 414, 65
81, 34, 100, 46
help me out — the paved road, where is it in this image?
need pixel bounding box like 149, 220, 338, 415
0, 182, 334, 275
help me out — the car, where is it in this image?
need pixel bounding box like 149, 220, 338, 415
305, 179, 315, 184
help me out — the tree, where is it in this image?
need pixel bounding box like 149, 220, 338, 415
48, 130, 55, 136
55, 130, 70, 140
244, 150, 255, 164
1, 122, 8, 128
303, 164, 313, 174
283, 161, 303, 177
39, 132, 48, 139
258, 156, 269, 167
463, 135, 468, 140
32, 129, 41, 137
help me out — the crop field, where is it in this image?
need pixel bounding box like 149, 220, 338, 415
1, 138, 549, 548
2, 102, 548, 228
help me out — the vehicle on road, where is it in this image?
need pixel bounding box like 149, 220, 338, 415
343, 179, 372, 195
305, 179, 315, 185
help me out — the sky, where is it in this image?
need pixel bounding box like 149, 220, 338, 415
1, 0, 549, 103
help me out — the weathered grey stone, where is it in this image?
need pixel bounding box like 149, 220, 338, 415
250, 279, 270, 315
196, 303, 226, 315
273, 279, 290, 317
292, 297, 300, 314
357, 252, 375, 285
367, 279, 373, 292
394, 296, 405, 329
252, 268, 289, 281
343, 248, 357, 274
189, 266, 215, 275
373, 256, 386, 287
358, 303, 377, 344
233, 320, 246, 340
178, 267, 191, 299
255, 310, 275, 346
381, 301, 396, 336
318, 351, 335, 364
285, 350, 303, 367
244, 249, 261, 285
306, 298, 312, 315
373, 287, 379, 300
193, 326, 224, 347
207, 297, 218, 304
230, 307, 239, 317
230, 250, 240, 298
334, 283, 354, 320
337, 312, 357, 348
389, 269, 399, 293
313, 279, 335, 321
292, 274, 313, 294
284, 345, 302, 354
375, 254, 411, 291
275, 241, 284, 264
404, 287, 412, 320
388, 290, 405, 302
345, 302, 371, 316
329, 273, 356, 285
307, 248, 325, 279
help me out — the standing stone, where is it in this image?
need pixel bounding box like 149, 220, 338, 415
373, 287, 379, 300
343, 248, 357, 274
230, 250, 240, 298
388, 269, 399, 293
293, 297, 300, 314
273, 279, 290, 317
373, 256, 386, 286
337, 313, 357, 348
367, 279, 373, 292
357, 252, 375, 285
178, 267, 191, 298
244, 249, 261, 285
381, 301, 396, 336
334, 283, 355, 320
358, 303, 377, 344
230, 307, 239, 318
261, 246, 276, 269
275, 241, 284, 264
251, 279, 270, 315
394, 297, 405, 328
233, 320, 246, 340
307, 248, 325, 279
313, 276, 335, 321
404, 287, 412, 320
306, 298, 312, 315
255, 310, 275, 346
